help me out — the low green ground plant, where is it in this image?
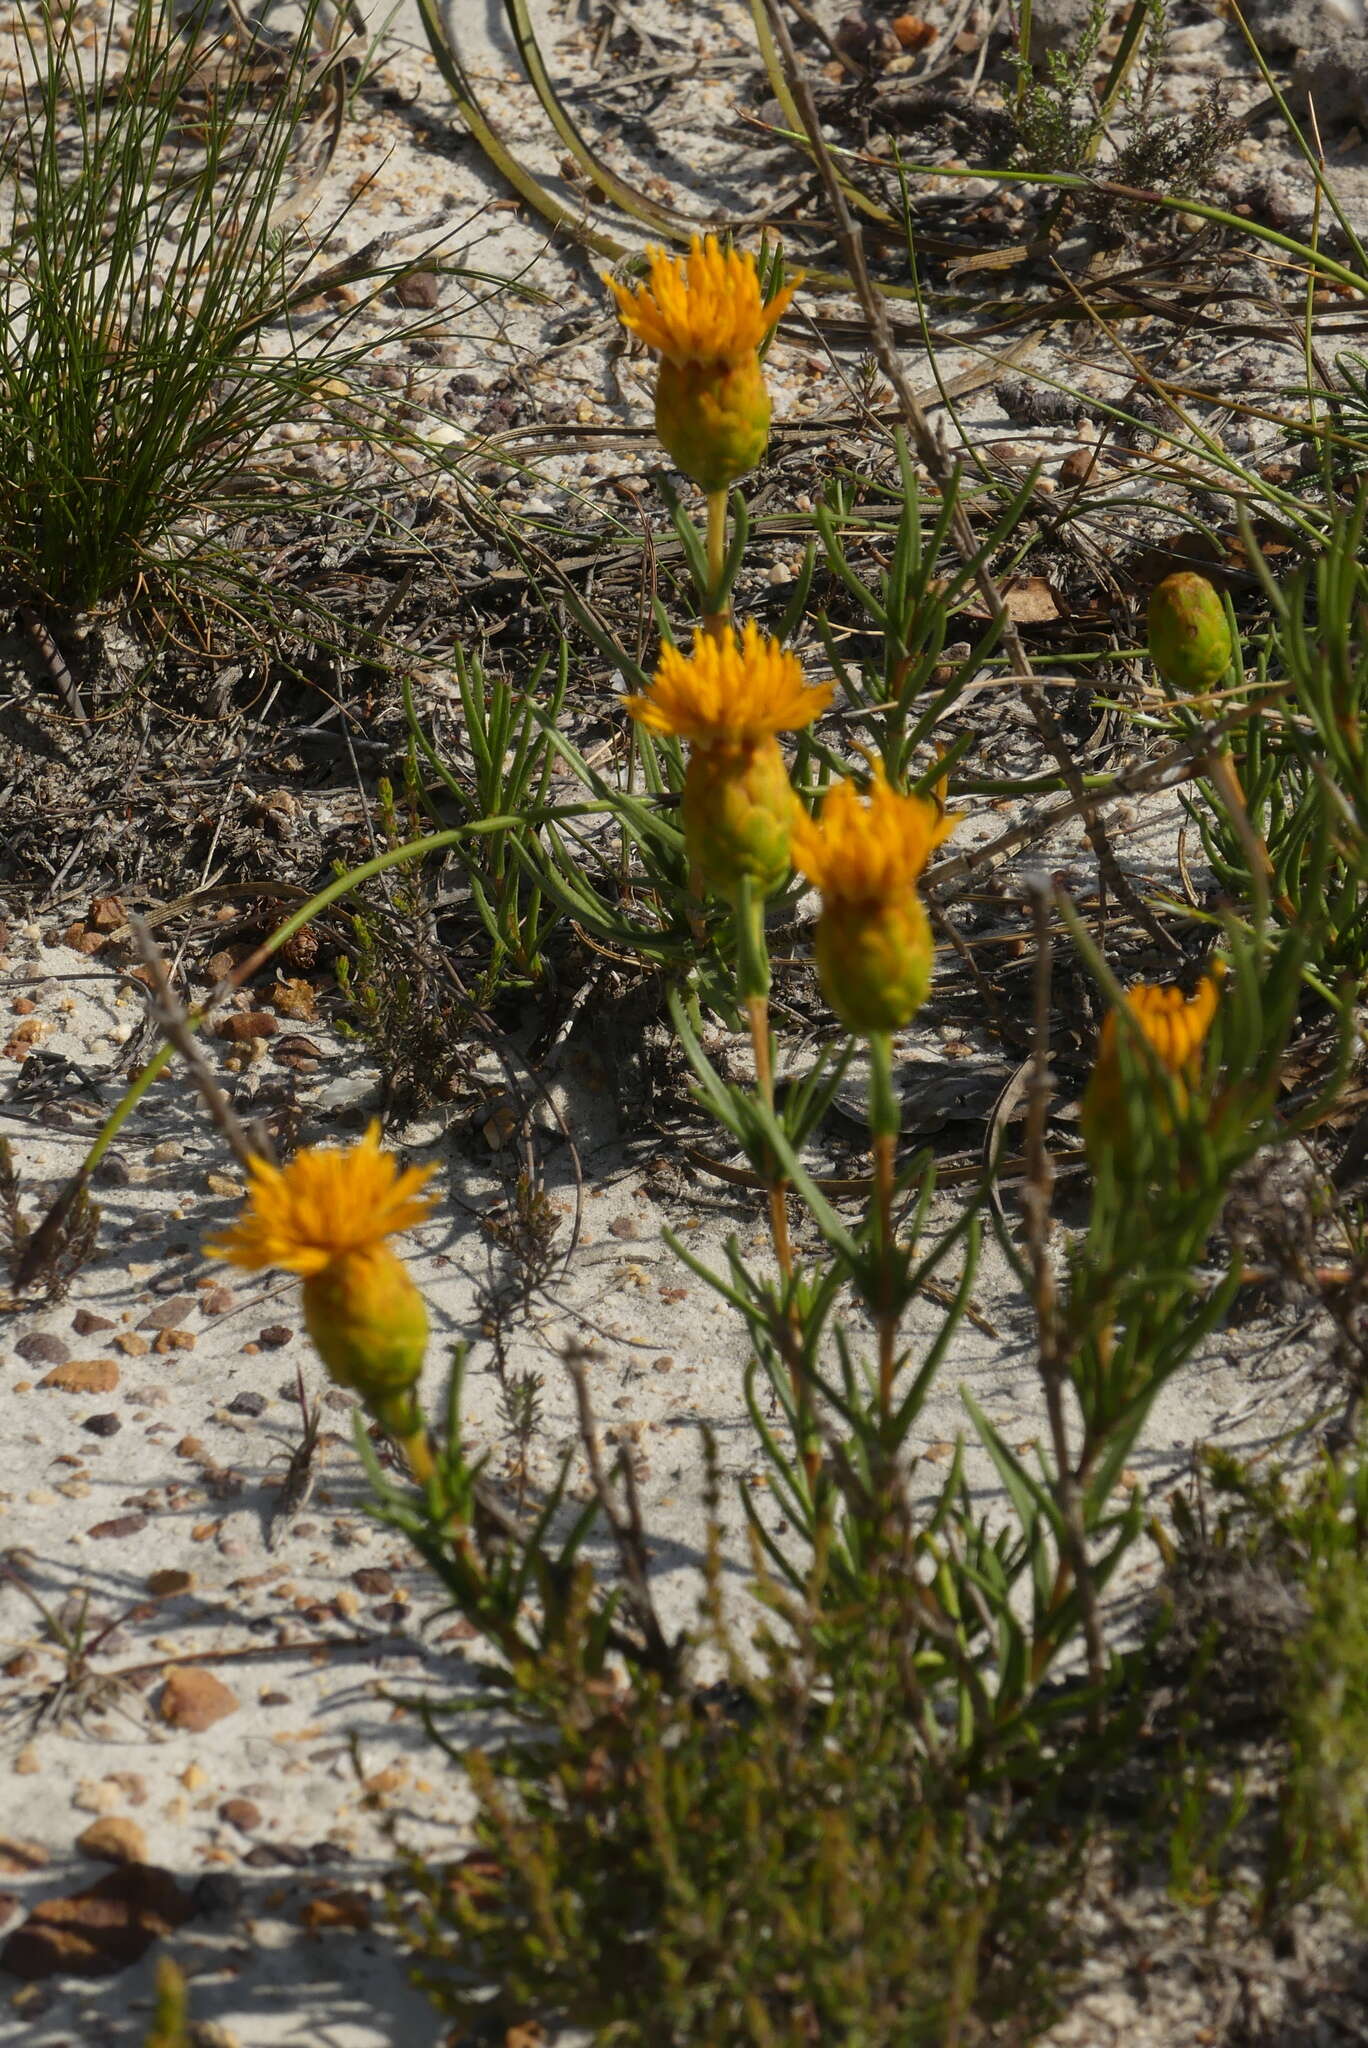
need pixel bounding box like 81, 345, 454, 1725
0, 0, 494, 623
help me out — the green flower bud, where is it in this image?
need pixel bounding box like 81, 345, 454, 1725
1147, 572, 1233, 697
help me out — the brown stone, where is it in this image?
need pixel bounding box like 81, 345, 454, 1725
40, 1360, 118, 1395
351, 1568, 393, 1597
87, 895, 126, 931
88, 1513, 147, 1540
176, 1438, 204, 1460
112, 1333, 150, 1357
268, 978, 317, 1022
215, 1011, 277, 1042
199, 1287, 234, 1317
217, 1798, 261, 1833
154, 1329, 196, 1355
76, 1817, 148, 1866
0, 1863, 193, 1979
158, 1667, 239, 1733
72, 1310, 116, 1336
257, 1325, 292, 1350
138, 1297, 197, 1332
390, 268, 441, 309
146, 1570, 195, 1601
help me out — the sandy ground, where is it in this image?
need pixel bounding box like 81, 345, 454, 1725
0, 1, 1359, 2042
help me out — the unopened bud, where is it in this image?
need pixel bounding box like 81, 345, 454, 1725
1147, 573, 1233, 696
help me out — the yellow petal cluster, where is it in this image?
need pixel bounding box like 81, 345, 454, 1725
207, 1124, 438, 1437
792, 766, 956, 1035
606, 235, 798, 370
207, 1121, 437, 1277
626, 622, 832, 752
1081, 974, 1221, 1165
791, 765, 954, 904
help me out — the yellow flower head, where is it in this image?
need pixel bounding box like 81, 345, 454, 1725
207, 1121, 437, 1278
606, 235, 798, 370
1081, 973, 1221, 1167
207, 1124, 438, 1438
791, 764, 955, 905
792, 766, 956, 1036
626, 622, 832, 752
606, 237, 800, 490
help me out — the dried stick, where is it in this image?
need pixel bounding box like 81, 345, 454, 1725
128, 914, 266, 1173
1021, 883, 1106, 1718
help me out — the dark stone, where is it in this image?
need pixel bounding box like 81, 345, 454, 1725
351, 1568, 394, 1597
0, 1863, 193, 1979
72, 1311, 115, 1336
225, 1391, 267, 1418
137, 1297, 196, 1332
242, 1842, 308, 1870
15, 1333, 68, 1366
190, 1871, 242, 1918
81, 1413, 122, 1438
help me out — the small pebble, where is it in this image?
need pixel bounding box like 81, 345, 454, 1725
71, 1310, 115, 1336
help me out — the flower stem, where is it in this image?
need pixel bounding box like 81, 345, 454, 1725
866, 1030, 900, 1420
702, 487, 729, 642
736, 880, 814, 1484
397, 1426, 437, 1490
735, 878, 789, 1275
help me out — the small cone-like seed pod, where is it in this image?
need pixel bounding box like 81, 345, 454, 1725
1147, 572, 1233, 697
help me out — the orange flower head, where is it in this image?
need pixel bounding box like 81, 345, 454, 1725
792, 764, 954, 906
606, 236, 800, 490
207, 1124, 437, 1432
628, 624, 829, 905
792, 766, 956, 1034
207, 1121, 436, 1278
606, 235, 798, 370
627, 621, 831, 752
1081, 973, 1222, 1167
